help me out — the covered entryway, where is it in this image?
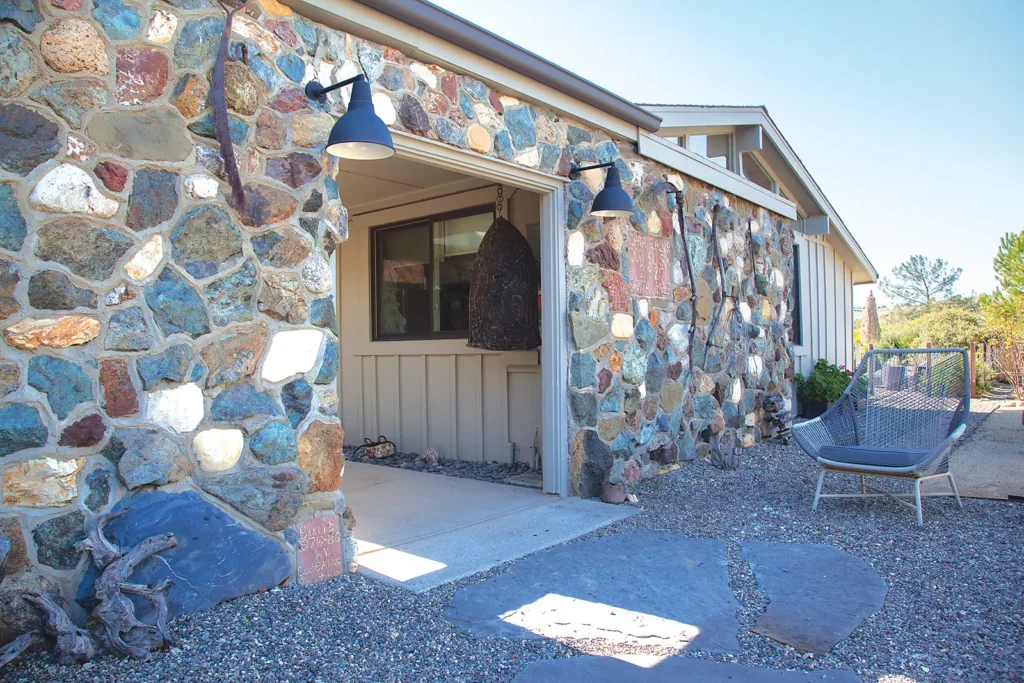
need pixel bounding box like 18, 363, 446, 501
329, 132, 610, 589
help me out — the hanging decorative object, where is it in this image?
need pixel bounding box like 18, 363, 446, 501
213, 1, 249, 210
468, 186, 541, 351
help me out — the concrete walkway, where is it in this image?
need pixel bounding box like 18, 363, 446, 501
512, 656, 863, 682
928, 405, 1024, 500
342, 462, 636, 592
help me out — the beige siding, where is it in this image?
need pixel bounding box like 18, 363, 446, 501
794, 233, 857, 376
337, 187, 541, 463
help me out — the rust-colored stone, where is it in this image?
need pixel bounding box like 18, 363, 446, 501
297, 420, 344, 493
440, 73, 457, 102
601, 271, 630, 312
58, 413, 106, 448
424, 90, 448, 115
609, 350, 622, 373
255, 110, 286, 150
586, 243, 619, 270
0, 517, 28, 574
94, 161, 128, 192
116, 46, 169, 106
3, 316, 100, 350
100, 358, 138, 418
171, 73, 208, 119
271, 88, 307, 113
382, 46, 405, 64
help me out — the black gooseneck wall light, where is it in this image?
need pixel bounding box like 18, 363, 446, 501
305, 74, 395, 161
569, 161, 636, 218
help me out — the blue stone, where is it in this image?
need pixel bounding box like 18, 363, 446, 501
0, 0, 42, 32
567, 201, 584, 230
458, 91, 474, 119
599, 386, 621, 413
276, 54, 305, 83
596, 141, 618, 164
137, 343, 193, 390
190, 362, 206, 382
377, 64, 406, 91
0, 403, 48, 458
539, 143, 561, 172
638, 421, 655, 445
435, 118, 464, 147
646, 353, 667, 393
174, 16, 223, 68
656, 413, 671, 432
309, 297, 338, 335
248, 55, 278, 93
693, 393, 719, 420
614, 159, 632, 182
76, 490, 292, 621
324, 177, 339, 200
315, 336, 338, 385
567, 126, 592, 146
463, 78, 488, 100
188, 114, 249, 145
282, 379, 312, 428
570, 391, 598, 428
0, 184, 26, 252
292, 17, 318, 54
249, 420, 297, 465
204, 259, 257, 326
27, 356, 93, 420
609, 431, 631, 456
92, 0, 140, 40
144, 266, 211, 339
105, 307, 153, 351
569, 181, 594, 202
210, 383, 281, 421
570, 353, 596, 389
568, 291, 582, 312
621, 345, 647, 385
504, 107, 536, 150
494, 130, 513, 160
634, 318, 656, 352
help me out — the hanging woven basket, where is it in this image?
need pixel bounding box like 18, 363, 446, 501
468, 216, 541, 351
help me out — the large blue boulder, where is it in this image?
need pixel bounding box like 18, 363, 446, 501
76, 490, 292, 620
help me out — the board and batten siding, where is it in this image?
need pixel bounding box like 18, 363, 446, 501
335, 187, 542, 464
793, 233, 855, 377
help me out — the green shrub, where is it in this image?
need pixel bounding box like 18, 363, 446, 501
795, 358, 854, 403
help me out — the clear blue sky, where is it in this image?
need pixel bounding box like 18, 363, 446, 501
433, 0, 1024, 305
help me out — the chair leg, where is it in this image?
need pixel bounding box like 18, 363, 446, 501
812, 470, 825, 510
860, 474, 866, 494
948, 473, 963, 508
914, 478, 923, 525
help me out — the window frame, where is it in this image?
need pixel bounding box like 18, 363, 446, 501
370, 203, 495, 342
791, 242, 804, 346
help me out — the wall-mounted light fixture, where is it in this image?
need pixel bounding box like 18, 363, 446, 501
569, 161, 635, 218
305, 74, 395, 161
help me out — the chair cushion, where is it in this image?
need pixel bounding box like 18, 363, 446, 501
818, 445, 930, 468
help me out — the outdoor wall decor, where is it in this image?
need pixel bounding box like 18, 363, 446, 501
468, 200, 541, 351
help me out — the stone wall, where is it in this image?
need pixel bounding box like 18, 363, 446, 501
0, 0, 794, 640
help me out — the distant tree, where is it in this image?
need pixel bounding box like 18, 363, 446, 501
879, 255, 962, 305
993, 229, 1024, 295
862, 290, 881, 347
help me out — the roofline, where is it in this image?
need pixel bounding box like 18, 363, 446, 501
353, 0, 663, 132
642, 104, 877, 283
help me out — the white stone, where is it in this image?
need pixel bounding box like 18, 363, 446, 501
29, 164, 119, 218
667, 323, 688, 352
185, 174, 219, 199
772, 268, 785, 287
147, 9, 177, 43
749, 219, 760, 234
739, 301, 752, 322
498, 95, 520, 108
745, 412, 757, 427
65, 133, 92, 162
262, 329, 324, 382
671, 260, 684, 285
514, 148, 539, 168
746, 356, 764, 375
586, 289, 607, 319
610, 313, 634, 339
124, 235, 163, 282
637, 299, 649, 318
1, 457, 86, 508
731, 379, 743, 403
473, 102, 502, 129
193, 428, 243, 472
372, 92, 397, 126
638, 382, 646, 399
323, 201, 349, 243
146, 383, 204, 434
567, 231, 585, 267
234, 16, 280, 54
409, 62, 437, 88
331, 60, 359, 102
302, 255, 332, 294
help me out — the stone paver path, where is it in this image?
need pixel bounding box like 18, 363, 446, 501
512, 655, 864, 682
740, 541, 887, 654
446, 532, 740, 652
447, 530, 889, 677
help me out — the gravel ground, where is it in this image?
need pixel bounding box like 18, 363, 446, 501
6, 398, 1022, 683
345, 446, 534, 485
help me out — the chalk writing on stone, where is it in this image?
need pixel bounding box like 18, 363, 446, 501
295, 514, 343, 585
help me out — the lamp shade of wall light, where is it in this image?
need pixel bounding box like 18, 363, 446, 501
305, 75, 395, 161
570, 162, 635, 218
